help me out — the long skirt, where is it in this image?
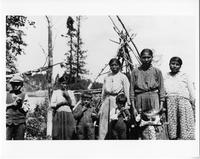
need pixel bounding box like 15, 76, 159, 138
135, 92, 160, 112
98, 95, 117, 140
167, 96, 195, 140
52, 111, 75, 140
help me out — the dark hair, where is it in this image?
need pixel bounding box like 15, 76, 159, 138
116, 94, 127, 104
140, 49, 153, 57
169, 56, 183, 66
108, 58, 121, 67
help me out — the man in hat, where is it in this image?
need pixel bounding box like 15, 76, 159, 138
6, 74, 30, 140
73, 92, 98, 140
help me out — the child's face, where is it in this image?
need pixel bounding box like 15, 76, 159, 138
169, 60, 181, 73
82, 97, 91, 106
117, 102, 125, 110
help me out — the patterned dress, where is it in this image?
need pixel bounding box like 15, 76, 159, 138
164, 72, 195, 140
130, 66, 165, 140
98, 71, 130, 140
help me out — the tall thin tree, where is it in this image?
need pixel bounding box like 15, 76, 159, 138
46, 16, 53, 139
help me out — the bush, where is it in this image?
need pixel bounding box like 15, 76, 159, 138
26, 97, 48, 140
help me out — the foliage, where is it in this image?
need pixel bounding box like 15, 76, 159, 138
67, 78, 91, 90
6, 16, 27, 74
91, 82, 103, 89
6, 15, 35, 74
26, 97, 48, 140
62, 16, 88, 82
24, 73, 48, 91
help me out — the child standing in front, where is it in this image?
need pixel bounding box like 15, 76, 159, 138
110, 94, 131, 140
73, 92, 98, 140
6, 74, 30, 140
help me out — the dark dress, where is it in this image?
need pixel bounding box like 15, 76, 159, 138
130, 66, 166, 140
51, 90, 75, 140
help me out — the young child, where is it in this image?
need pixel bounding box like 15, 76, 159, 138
6, 74, 30, 140
110, 94, 131, 139
73, 92, 98, 140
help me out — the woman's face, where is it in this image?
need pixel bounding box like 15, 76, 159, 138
169, 60, 181, 73
140, 52, 153, 66
110, 61, 120, 74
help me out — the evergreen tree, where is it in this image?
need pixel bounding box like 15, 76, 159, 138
61, 16, 88, 86
74, 16, 88, 80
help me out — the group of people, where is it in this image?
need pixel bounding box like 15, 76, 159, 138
6, 48, 195, 140
98, 48, 195, 140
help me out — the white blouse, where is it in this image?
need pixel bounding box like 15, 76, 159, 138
102, 71, 130, 105
164, 72, 195, 100
50, 89, 71, 112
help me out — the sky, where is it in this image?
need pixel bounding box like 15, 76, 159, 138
17, 15, 197, 83
1, 0, 199, 158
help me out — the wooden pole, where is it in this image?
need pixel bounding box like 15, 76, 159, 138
116, 16, 140, 58
46, 16, 53, 139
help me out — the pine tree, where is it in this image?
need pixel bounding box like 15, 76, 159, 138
61, 16, 88, 87
74, 16, 88, 81
61, 16, 76, 84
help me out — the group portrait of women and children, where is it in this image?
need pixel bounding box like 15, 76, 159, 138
6, 48, 196, 140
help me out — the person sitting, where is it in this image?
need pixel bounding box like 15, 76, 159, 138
73, 92, 98, 140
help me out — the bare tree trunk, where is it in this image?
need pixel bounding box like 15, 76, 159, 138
46, 16, 53, 139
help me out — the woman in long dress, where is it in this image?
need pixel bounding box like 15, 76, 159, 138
164, 57, 195, 140
98, 58, 131, 140
50, 80, 75, 140
130, 49, 165, 140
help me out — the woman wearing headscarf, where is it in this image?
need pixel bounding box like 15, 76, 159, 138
98, 58, 131, 140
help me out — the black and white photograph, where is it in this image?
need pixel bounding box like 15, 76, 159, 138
1, 0, 199, 159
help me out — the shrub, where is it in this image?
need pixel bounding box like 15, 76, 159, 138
26, 97, 48, 140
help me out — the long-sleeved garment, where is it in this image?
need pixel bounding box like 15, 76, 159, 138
73, 104, 97, 140
164, 72, 195, 140
51, 89, 75, 140
98, 71, 130, 140
130, 66, 165, 140
130, 66, 165, 112
6, 91, 30, 140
